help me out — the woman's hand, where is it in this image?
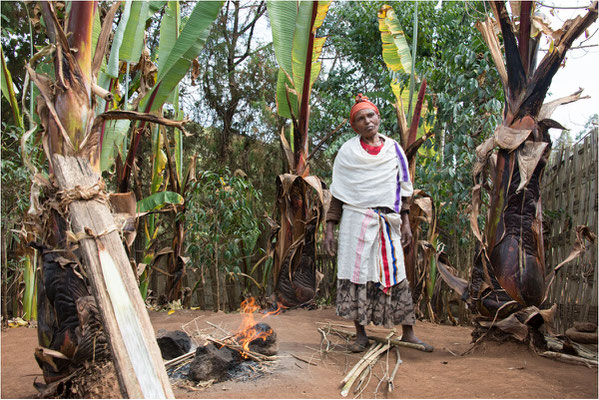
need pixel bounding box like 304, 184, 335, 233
400, 213, 412, 248
324, 221, 337, 256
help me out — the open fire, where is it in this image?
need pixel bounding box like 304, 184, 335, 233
232, 297, 281, 358
172, 297, 282, 384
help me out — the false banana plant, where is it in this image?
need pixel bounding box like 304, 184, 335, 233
438, 2, 598, 332
267, 0, 331, 307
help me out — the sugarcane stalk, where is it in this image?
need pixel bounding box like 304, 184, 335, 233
353, 364, 372, 394
329, 327, 432, 352
387, 346, 403, 392
341, 343, 391, 397
340, 343, 379, 385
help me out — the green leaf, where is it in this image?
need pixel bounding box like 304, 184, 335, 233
100, 119, 130, 171
140, 1, 223, 112
268, 1, 330, 120
136, 191, 184, 213
1, 45, 23, 128
378, 5, 412, 75
119, 0, 150, 64
157, 1, 180, 77
174, 118, 183, 182
91, 6, 101, 63
267, 0, 299, 119
150, 125, 167, 193
106, 1, 132, 78
378, 3, 419, 121
290, 1, 315, 112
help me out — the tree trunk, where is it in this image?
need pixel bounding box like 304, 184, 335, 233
52, 155, 174, 398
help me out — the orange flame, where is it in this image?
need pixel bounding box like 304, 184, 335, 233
233, 298, 283, 358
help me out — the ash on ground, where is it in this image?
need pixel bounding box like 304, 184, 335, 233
168, 359, 271, 385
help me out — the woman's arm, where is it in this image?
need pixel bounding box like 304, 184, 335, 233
324, 196, 343, 256
400, 197, 412, 248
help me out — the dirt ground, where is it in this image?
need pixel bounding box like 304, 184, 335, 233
2, 306, 597, 399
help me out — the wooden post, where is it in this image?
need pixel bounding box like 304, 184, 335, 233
52, 155, 174, 399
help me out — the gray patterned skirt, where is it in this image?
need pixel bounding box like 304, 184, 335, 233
336, 279, 416, 328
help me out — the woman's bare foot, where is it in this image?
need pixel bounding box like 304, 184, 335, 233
400, 325, 433, 351
349, 321, 370, 352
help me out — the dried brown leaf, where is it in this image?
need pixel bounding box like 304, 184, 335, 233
543, 225, 596, 302
279, 127, 295, 171
494, 126, 531, 151
516, 142, 548, 192
476, 18, 508, 88
538, 89, 588, 121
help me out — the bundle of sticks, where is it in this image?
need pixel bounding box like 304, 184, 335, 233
316, 323, 416, 396
339, 342, 402, 397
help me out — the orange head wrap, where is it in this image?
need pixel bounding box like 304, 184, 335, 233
349, 94, 380, 126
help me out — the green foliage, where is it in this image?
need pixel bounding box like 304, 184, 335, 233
1, 123, 39, 238
1, 122, 42, 320
136, 191, 184, 213
316, 1, 504, 253
186, 169, 263, 296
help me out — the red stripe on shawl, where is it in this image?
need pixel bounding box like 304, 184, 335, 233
380, 224, 391, 288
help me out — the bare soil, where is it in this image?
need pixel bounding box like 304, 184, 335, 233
2, 306, 597, 398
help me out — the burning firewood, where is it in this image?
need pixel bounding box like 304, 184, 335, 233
205, 336, 277, 363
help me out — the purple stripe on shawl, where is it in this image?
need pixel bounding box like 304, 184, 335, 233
352, 210, 376, 282
393, 142, 410, 212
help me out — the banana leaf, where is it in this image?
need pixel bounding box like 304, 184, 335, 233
267, 1, 331, 122
136, 191, 183, 214
140, 1, 223, 112
378, 4, 431, 147
1, 45, 23, 128
119, 0, 150, 64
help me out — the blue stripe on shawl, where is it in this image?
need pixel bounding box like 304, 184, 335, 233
383, 216, 398, 285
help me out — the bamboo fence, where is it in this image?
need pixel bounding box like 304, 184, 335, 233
542, 128, 598, 333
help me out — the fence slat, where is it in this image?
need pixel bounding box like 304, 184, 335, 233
542, 128, 598, 332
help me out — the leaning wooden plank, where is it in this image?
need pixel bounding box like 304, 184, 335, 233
52, 155, 174, 399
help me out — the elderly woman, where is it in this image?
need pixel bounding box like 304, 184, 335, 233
324, 94, 432, 352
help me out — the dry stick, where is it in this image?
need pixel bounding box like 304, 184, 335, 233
164, 350, 195, 368
540, 351, 598, 367
353, 364, 372, 394
206, 321, 236, 343
340, 343, 380, 385
290, 353, 318, 366
387, 347, 403, 393
329, 327, 432, 352
340, 344, 391, 397
318, 327, 332, 353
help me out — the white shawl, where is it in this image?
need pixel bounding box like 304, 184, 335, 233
330, 134, 413, 289
329, 134, 412, 211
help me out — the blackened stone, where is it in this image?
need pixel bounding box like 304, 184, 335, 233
235, 322, 278, 356
188, 343, 235, 382
156, 329, 191, 360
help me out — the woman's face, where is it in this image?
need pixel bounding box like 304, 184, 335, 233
352, 108, 380, 139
